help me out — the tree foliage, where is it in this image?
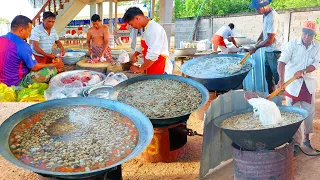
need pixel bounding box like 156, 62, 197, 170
118, 0, 161, 22
0, 17, 10, 24
175, 0, 320, 18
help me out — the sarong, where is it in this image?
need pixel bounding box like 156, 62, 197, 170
19, 66, 57, 87
92, 44, 114, 62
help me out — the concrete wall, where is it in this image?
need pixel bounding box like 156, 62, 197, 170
175, 7, 320, 48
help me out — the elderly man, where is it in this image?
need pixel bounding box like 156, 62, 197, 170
278, 21, 320, 154
123, 7, 173, 74
30, 11, 65, 65
0, 15, 61, 87
249, 0, 283, 94
211, 23, 240, 54
86, 14, 113, 62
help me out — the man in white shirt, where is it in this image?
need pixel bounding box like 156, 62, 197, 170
278, 21, 320, 154
249, 0, 283, 94
122, 7, 173, 74
30, 11, 65, 66
130, 27, 143, 51
211, 23, 239, 54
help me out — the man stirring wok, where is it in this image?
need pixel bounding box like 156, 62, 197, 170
248, 0, 282, 94
122, 7, 173, 74
277, 21, 320, 155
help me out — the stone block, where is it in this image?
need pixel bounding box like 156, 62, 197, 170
293, 14, 308, 21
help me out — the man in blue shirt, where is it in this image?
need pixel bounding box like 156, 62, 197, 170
0, 15, 62, 87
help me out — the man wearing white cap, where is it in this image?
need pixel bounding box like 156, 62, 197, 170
248, 0, 283, 94
278, 21, 320, 154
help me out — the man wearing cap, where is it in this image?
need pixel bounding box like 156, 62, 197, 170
278, 21, 320, 154
249, 0, 283, 94
211, 23, 240, 54
122, 7, 173, 74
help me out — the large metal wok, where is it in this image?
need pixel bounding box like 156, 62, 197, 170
214, 106, 308, 151
181, 54, 255, 92
0, 98, 153, 179
109, 74, 209, 127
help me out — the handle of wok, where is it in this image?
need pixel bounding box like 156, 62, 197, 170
239, 40, 262, 65
266, 76, 297, 99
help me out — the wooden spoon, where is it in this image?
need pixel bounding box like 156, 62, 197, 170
223, 40, 262, 75
239, 39, 262, 65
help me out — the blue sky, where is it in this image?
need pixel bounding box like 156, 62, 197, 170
0, 1, 147, 22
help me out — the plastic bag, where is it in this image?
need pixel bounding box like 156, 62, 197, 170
28, 83, 49, 95
17, 88, 40, 101
44, 84, 82, 100
45, 71, 103, 100
60, 71, 100, 87
17, 83, 49, 102
104, 72, 128, 86
117, 50, 129, 63
0, 83, 16, 102
19, 94, 45, 102
87, 74, 102, 86
248, 97, 281, 125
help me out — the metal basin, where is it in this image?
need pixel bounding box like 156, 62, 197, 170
181, 54, 255, 92
109, 74, 209, 127
214, 106, 308, 151
59, 52, 86, 65
49, 70, 107, 94
174, 48, 197, 56
241, 44, 256, 52
233, 37, 255, 46
0, 98, 153, 179
82, 85, 113, 98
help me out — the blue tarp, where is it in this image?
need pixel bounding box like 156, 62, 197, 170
242, 48, 269, 93
68, 18, 125, 26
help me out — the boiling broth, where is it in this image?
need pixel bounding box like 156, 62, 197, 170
9, 106, 138, 172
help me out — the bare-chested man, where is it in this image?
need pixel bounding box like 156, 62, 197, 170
87, 14, 113, 62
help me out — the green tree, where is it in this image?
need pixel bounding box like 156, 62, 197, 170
175, 0, 320, 19
271, 0, 320, 9
0, 17, 10, 24
118, 0, 161, 22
